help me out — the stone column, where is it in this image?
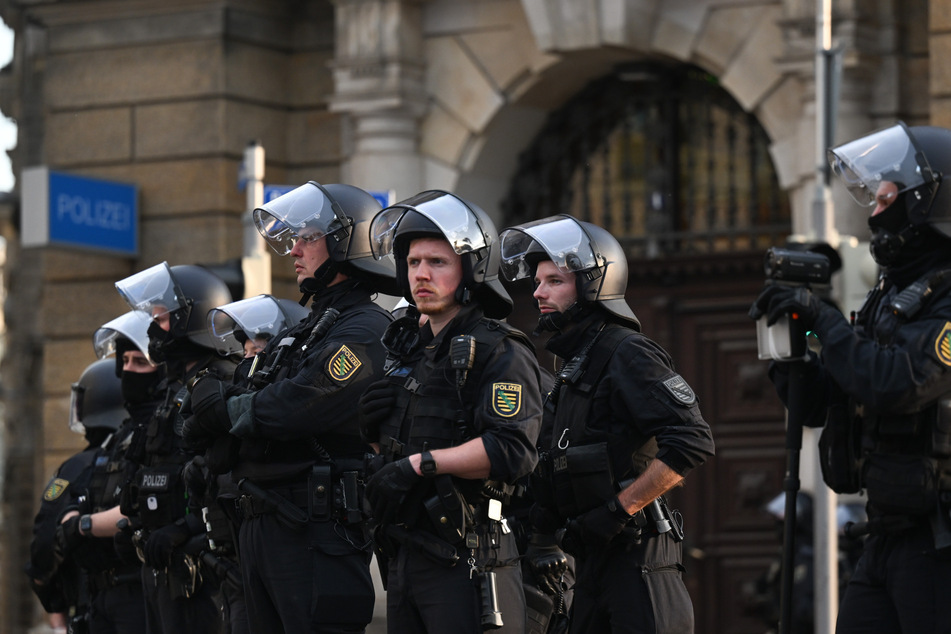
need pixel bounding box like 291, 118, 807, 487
329, 0, 428, 202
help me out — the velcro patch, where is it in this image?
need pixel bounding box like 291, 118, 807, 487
935, 322, 951, 367
139, 472, 170, 491
492, 383, 522, 417
327, 345, 362, 381
43, 478, 69, 502
662, 375, 697, 405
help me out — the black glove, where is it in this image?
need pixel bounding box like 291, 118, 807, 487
358, 379, 397, 443
365, 458, 420, 526
182, 376, 233, 446
54, 515, 84, 559
143, 519, 192, 570
113, 519, 138, 562
525, 533, 568, 595
181, 455, 209, 499
749, 284, 824, 328
577, 496, 632, 545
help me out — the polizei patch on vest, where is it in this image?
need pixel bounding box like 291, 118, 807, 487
492, 383, 522, 417
935, 322, 951, 367
43, 478, 69, 501
328, 345, 362, 381
662, 375, 696, 405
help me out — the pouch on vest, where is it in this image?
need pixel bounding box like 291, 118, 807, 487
552, 442, 615, 518
819, 402, 862, 494
864, 454, 938, 516
136, 465, 186, 529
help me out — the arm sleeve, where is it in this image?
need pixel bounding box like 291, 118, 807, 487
812, 293, 951, 413
474, 338, 543, 482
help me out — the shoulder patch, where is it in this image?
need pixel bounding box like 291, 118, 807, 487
43, 478, 69, 502
662, 375, 697, 406
492, 383, 522, 417
327, 345, 362, 381
936, 322, 951, 367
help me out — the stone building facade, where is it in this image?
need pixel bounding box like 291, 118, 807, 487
0, 0, 941, 632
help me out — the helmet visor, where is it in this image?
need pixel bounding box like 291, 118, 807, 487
499, 216, 598, 282
253, 182, 350, 255
828, 123, 931, 207
115, 262, 183, 320
93, 310, 155, 364
68, 382, 85, 434
370, 191, 487, 259
208, 295, 290, 356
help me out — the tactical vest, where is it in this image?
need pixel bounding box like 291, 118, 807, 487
378, 317, 530, 460
826, 269, 951, 515
536, 324, 656, 519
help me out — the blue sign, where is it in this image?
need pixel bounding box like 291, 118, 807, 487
22, 168, 138, 256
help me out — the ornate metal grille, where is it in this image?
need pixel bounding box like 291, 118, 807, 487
502, 64, 790, 258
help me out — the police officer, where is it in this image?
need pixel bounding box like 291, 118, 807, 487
358, 190, 543, 633
181, 182, 397, 633
115, 262, 238, 634
499, 214, 715, 634
751, 122, 951, 632
27, 358, 134, 633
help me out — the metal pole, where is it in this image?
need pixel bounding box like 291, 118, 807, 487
813, 1, 839, 632
242, 140, 270, 297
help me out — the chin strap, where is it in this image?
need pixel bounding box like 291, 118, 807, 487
298, 260, 341, 306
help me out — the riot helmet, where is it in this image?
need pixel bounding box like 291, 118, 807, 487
829, 122, 951, 265
94, 310, 155, 374
253, 181, 399, 296
208, 294, 309, 357
116, 262, 233, 363
69, 359, 126, 435
93, 310, 166, 406
369, 190, 513, 319
499, 214, 640, 330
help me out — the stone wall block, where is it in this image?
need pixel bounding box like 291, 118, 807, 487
694, 6, 766, 75
719, 6, 784, 112
47, 108, 132, 165
425, 37, 503, 134
420, 104, 471, 166
136, 100, 226, 159
45, 41, 223, 109
286, 110, 342, 164
40, 280, 129, 338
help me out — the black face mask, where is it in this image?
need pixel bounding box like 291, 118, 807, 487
868, 197, 915, 266
533, 302, 586, 336
121, 367, 165, 406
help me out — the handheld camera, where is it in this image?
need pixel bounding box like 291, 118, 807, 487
756, 247, 831, 361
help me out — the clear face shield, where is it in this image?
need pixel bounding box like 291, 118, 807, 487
252, 181, 352, 256
828, 123, 936, 208
93, 310, 155, 364
207, 295, 295, 356
369, 191, 488, 259
115, 262, 185, 322
68, 382, 85, 434
499, 216, 598, 282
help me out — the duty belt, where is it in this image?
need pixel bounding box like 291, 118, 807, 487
88, 566, 142, 593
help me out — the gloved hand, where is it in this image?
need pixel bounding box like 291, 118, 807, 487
358, 379, 397, 442
525, 533, 568, 595
182, 376, 233, 446
749, 284, 825, 328
54, 515, 84, 559
181, 455, 208, 499
143, 519, 192, 570
577, 496, 632, 545
365, 458, 420, 526
113, 519, 138, 562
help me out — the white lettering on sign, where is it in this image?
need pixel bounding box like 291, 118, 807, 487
56, 194, 131, 231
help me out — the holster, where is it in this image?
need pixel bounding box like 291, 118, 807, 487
424, 474, 469, 545
309, 464, 333, 521
818, 401, 862, 494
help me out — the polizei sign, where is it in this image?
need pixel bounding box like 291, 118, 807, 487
22, 166, 139, 257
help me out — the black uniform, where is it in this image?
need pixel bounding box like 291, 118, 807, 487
373, 304, 542, 634
124, 357, 235, 634
773, 261, 951, 633
81, 406, 151, 633
227, 280, 391, 633
532, 312, 714, 634
27, 445, 99, 631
